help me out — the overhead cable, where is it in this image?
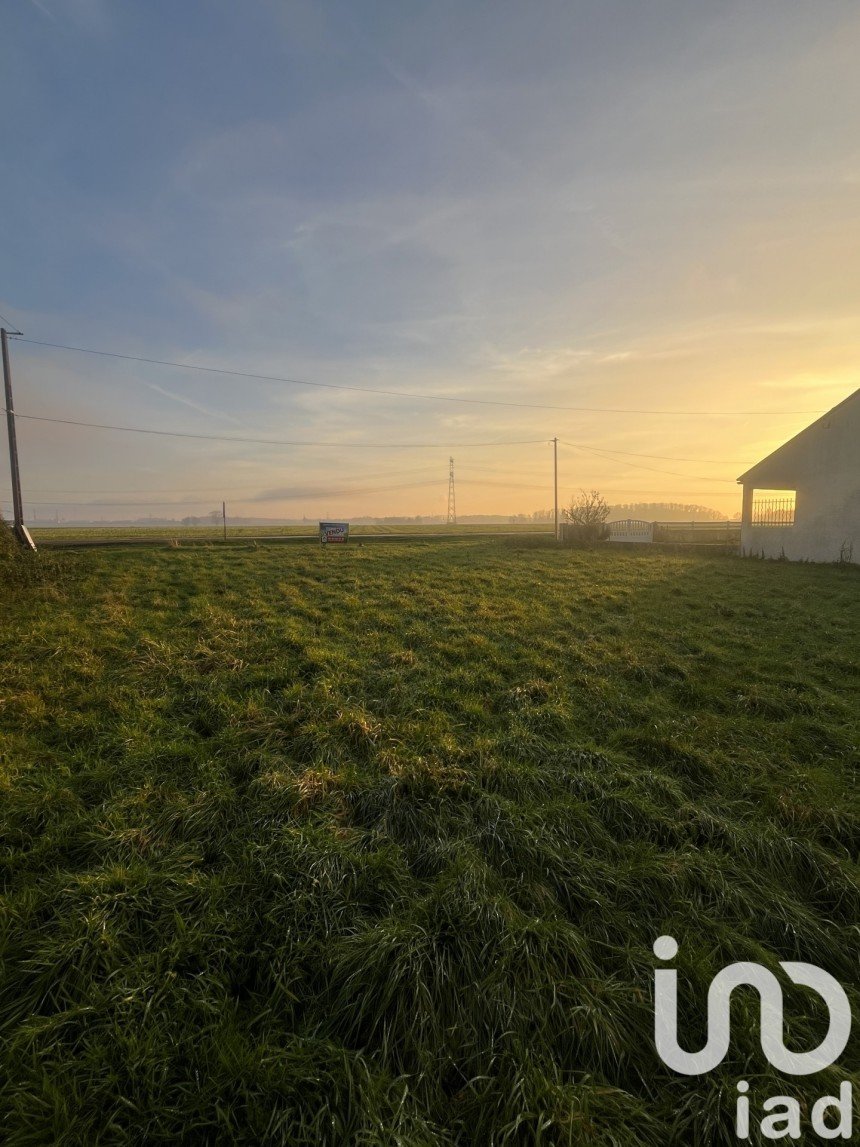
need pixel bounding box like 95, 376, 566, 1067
14, 337, 825, 417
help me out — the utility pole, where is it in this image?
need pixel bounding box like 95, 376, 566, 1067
1, 328, 37, 550
222, 500, 227, 542
553, 436, 559, 541
447, 456, 457, 525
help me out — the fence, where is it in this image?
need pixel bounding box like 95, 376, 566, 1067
651, 521, 741, 547
608, 519, 654, 543
575, 519, 741, 549
751, 496, 795, 526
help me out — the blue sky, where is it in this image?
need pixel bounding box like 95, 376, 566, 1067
3, 1, 859, 520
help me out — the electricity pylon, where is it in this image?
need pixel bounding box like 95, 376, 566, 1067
447, 456, 457, 525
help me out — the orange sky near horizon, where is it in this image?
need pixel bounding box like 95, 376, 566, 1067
3, 3, 859, 522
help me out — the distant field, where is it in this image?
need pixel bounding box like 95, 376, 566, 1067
1, 539, 857, 1145
33, 521, 551, 544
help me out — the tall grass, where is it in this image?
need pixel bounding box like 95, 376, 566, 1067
1, 542, 857, 1144
0, 518, 69, 592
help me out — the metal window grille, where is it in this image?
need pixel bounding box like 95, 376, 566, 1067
751, 496, 795, 526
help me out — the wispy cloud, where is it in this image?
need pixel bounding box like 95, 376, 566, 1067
5, 2, 860, 518
145, 383, 245, 427
25, 0, 56, 22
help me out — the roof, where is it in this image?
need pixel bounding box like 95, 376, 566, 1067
736, 388, 860, 484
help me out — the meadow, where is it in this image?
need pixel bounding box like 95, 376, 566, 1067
1, 535, 857, 1144
33, 522, 550, 545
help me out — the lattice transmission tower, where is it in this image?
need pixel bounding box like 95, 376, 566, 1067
446, 456, 457, 525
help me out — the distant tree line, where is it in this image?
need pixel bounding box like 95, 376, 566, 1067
510, 502, 728, 523
610, 502, 726, 520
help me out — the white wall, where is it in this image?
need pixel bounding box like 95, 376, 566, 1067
740, 396, 859, 563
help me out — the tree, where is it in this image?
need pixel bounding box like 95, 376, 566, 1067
562, 489, 610, 543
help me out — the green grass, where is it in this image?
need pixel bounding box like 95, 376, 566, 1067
34, 522, 550, 544
1, 538, 857, 1144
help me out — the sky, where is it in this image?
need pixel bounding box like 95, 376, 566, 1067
2, 0, 859, 521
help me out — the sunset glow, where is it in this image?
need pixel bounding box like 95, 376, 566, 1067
3, 2, 858, 521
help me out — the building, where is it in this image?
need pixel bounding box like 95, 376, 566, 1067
736, 389, 859, 563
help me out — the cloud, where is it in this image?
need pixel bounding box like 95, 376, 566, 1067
6, 2, 859, 521
25, 0, 56, 22
145, 383, 246, 427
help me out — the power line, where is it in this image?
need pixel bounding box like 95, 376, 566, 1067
5, 410, 545, 449
13, 337, 826, 417
1, 474, 564, 507
19, 463, 607, 492
18, 466, 447, 495
558, 441, 742, 464
0, 310, 22, 332
560, 440, 737, 483
560, 439, 737, 483
6, 490, 741, 506
1, 479, 446, 507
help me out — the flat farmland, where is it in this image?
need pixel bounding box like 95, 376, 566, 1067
1, 539, 857, 1145
33, 522, 551, 545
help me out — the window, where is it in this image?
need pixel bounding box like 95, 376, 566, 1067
751, 489, 796, 526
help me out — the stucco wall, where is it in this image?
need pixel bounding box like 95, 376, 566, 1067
740, 395, 859, 564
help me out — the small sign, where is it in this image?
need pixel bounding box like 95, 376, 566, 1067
319, 521, 349, 544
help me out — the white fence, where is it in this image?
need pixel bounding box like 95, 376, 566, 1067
608, 519, 654, 543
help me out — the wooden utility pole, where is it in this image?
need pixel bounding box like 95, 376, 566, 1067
222, 501, 227, 542
553, 436, 559, 541
1, 328, 36, 550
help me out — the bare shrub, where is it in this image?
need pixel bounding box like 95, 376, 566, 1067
562, 489, 610, 544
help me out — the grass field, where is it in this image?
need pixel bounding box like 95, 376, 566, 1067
1, 535, 857, 1144
33, 522, 551, 544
